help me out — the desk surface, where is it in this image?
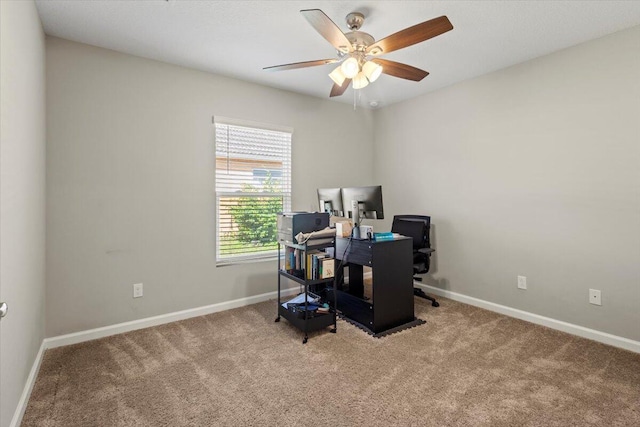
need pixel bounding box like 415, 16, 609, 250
334, 235, 411, 263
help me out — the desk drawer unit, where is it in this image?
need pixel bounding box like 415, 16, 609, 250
336, 238, 374, 266
334, 237, 414, 334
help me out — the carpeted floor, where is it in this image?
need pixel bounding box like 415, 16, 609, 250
22, 296, 640, 426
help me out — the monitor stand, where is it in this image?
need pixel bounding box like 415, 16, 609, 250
351, 200, 361, 239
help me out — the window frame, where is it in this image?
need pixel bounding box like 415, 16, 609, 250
214, 116, 292, 265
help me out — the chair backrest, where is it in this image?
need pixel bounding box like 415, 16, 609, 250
391, 215, 431, 250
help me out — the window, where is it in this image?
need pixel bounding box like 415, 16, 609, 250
215, 117, 292, 264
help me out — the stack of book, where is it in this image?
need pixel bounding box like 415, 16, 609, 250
282, 247, 334, 280
283, 246, 303, 277
305, 250, 335, 280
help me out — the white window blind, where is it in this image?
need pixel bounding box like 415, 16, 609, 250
215, 118, 292, 263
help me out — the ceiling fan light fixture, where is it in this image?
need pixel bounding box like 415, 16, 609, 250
341, 57, 360, 79
328, 66, 346, 86
362, 61, 383, 82
352, 72, 369, 89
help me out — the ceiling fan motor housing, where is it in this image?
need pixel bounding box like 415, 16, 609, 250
344, 12, 374, 53
346, 31, 375, 52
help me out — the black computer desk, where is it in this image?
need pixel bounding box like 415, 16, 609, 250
330, 236, 419, 336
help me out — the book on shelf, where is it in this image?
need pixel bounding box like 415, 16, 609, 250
283, 246, 294, 270
320, 257, 335, 279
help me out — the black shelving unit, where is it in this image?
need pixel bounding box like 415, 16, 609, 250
275, 239, 337, 344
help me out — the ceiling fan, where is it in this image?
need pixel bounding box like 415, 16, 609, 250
264, 9, 453, 97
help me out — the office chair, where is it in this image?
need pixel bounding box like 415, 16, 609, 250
391, 215, 440, 307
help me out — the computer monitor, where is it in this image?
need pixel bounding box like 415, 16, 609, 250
317, 187, 344, 216
341, 186, 384, 226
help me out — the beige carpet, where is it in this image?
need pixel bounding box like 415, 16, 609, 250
22, 297, 640, 426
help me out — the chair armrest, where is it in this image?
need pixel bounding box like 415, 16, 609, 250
418, 248, 435, 255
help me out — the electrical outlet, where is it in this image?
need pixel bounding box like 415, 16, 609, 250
589, 289, 601, 306
517, 275, 527, 290
133, 283, 143, 298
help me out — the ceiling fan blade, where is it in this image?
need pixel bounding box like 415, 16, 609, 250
301, 9, 353, 54
263, 58, 339, 72
330, 78, 351, 97
366, 16, 453, 56
371, 59, 429, 81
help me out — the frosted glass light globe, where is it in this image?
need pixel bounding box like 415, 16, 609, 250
341, 57, 360, 79
328, 66, 346, 86
363, 61, 383, 82
352, 72, 369, 89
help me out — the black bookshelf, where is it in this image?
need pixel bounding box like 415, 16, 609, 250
275, 239, 337, 344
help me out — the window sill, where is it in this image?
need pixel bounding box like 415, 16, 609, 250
216, 254, 278, 267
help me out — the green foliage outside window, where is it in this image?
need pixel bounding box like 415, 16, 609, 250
228, 176, 282, 251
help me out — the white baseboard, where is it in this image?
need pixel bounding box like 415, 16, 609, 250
10, 341, 46, 427
44, 287, 299, 349
415, 282, 640, 354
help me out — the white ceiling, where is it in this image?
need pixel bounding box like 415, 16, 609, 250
35, 1, 640, 109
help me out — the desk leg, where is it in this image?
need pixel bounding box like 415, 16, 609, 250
336, 262, 365, 298
347, 264, 364, 299
335, 259, 345, 291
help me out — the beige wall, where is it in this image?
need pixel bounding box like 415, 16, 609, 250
45, 26, 640, 343
0, 1, 47, 426
45, 37, 374, 336
373, 26, 640, 341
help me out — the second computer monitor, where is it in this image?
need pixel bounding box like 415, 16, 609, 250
341, 185, 384, 223
317, 187, 344, 216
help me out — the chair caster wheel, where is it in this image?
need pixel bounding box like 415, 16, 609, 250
275, 317, 280, 322
303, 337, 308, 344
432, 301, 440, 307
330, 328, 337, 333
